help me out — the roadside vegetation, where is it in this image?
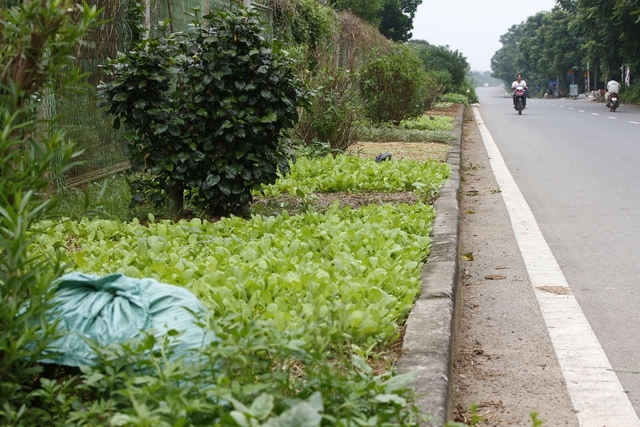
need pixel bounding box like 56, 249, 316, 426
491, 0, 640, 103
0, 0, 477, 425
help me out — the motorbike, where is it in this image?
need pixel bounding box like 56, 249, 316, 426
513, 88, 526, 115
607, 93, 619, 112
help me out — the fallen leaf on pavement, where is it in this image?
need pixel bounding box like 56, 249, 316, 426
461, 252, 474, 261
484, 275, 506, 280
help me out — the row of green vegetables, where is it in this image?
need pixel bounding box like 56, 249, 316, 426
36, 155, 449, 345
30, 154, 451, 426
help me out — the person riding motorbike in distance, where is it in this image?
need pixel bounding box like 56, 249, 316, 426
511, 73, 528, 109
604, 79, 621, 108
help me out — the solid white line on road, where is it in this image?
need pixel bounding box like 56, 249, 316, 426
472, 106, 640, 427
630, 121, 640, 125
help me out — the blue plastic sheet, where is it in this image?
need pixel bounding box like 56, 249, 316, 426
42, 272, 215, 367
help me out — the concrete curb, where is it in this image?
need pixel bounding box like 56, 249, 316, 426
397, 105, 463, 426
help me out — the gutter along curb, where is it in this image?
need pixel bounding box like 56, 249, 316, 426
397, 104, 463, 426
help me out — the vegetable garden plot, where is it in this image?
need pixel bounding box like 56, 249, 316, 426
34, 155, 450, 345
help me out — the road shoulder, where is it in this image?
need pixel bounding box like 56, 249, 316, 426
452, 106, 578, 426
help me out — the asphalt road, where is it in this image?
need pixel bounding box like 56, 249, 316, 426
475, 86, 640, 415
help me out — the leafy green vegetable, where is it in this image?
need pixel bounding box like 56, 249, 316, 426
259, 154, 450, 199
35, 202, 435, 345
399, 114, 454, 132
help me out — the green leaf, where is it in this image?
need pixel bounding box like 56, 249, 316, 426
384, 370, 417, 393
205, 174, 221, 189
374, 394, 407, 406
219, 181, 231, 195
249, 393, 274, 420
113, 92, 129, 102
230, 411, 249, 427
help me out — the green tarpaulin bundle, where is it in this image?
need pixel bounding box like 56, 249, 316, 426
42, 272, 216, 367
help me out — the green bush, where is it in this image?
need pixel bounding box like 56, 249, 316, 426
359, 45, 434, 123
621, 83, 640, 104
271, 0, 338, 49
295, 53, 365, 153
97, 8, 310, 217
0, 1, 99, 424
62, 317, 421, 426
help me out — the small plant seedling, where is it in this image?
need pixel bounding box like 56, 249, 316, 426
491, 186, 502, 194
530, 412, 546, 426
466, 162, 485, 170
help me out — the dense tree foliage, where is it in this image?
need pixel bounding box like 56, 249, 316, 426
409, 40, 471, 93
491, 1, 640, 97
328, 0, 422, 42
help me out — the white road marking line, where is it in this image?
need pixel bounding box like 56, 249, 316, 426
592, 113, 600, 115
630, 121, 640, 125
473, 106, 640, 427
568, 107, 574, 110
579, 110, 586, 112
608, 117, 618, 120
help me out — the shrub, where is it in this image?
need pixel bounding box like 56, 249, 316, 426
0, 1, 99, 424
621, 83, 640, 104
294, 46, 365, 153
270, 0, 338, 49
97, 8, 310, 217
358, 45, 434, 123
64, 317, 422, 426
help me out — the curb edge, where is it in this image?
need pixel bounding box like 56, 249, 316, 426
397, 104, 463, 426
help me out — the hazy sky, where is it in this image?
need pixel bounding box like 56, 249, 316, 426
411, 0, 558, 72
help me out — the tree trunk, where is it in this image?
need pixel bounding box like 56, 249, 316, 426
167, 181, 184, 218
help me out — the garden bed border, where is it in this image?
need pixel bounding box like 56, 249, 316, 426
397, 104, 464, 426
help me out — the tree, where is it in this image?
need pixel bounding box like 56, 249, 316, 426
98, 9, 309, 217
409, 41, 470, 92
379, 0, 422, 42
491, 8, 585, 93
491, 25, 522, 85
328, 0, 423, 42
328, 0, 384, 26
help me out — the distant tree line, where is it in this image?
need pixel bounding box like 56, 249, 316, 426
491, 0, 640, 101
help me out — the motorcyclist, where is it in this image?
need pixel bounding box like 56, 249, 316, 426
511, 73, 528, 109
604, 79, 621, 108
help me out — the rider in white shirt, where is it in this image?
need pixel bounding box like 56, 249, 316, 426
605, 80, 621, 107
511, 73, 528, 109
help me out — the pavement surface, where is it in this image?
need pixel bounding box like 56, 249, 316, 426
398, 103, 583, 426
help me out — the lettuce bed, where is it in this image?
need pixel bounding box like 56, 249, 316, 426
259, 154, 450, 198
36, 202, 435, 345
